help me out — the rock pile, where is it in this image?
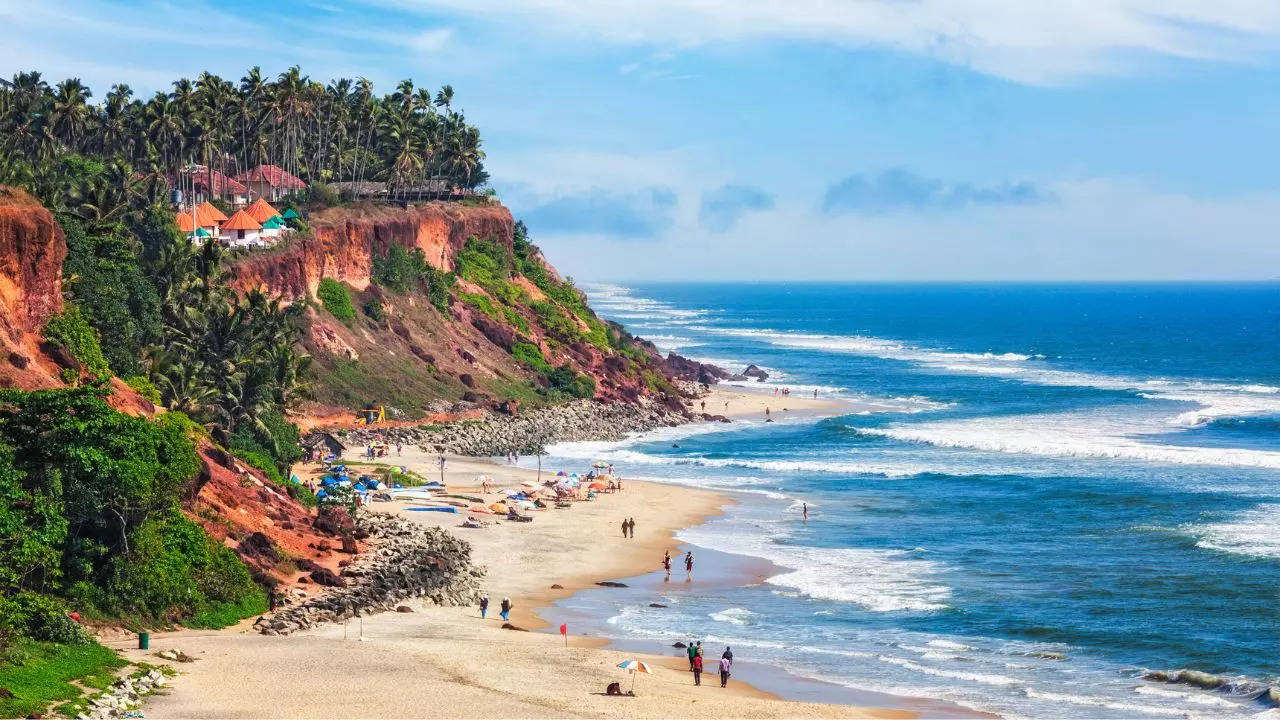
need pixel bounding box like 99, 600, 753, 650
74, 668, 168, 720
332, 397, 690, 456
254, 513, 484, 635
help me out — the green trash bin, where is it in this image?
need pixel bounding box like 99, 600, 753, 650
138, 632, 149, 650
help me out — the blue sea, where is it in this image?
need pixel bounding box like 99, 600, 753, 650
538, 283, 1280, 719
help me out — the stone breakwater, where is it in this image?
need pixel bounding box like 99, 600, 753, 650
254, 513, 483, 635
73, 668, 168, 720
335, 398, 700, 456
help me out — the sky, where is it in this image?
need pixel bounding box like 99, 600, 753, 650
5, 0, 1280, 280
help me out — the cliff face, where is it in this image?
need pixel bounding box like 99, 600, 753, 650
0, 186, 67, 388
230, 202, 514, 298
229, 201, 699, 419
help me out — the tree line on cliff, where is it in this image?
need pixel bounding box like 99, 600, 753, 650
0, 66, 487, 197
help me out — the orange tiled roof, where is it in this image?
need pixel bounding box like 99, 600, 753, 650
221, 209, 262, 231
244, 197, 281, 224
197, 201, 228, 223
235, 164, 307, 190
175, 204, 223, 232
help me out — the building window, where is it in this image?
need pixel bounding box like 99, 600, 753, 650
238, 229, 245, 240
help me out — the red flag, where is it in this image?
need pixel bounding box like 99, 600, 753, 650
559, 623, 567, 635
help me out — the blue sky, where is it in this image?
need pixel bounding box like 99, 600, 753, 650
5, 0, 1280, 280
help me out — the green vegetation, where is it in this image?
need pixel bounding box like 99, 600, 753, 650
0, 388, 261, 625
41, 304, 109, 378
58, 208, 162, 378
0, 639, 126, 719
124, 375, 162, 404
371, 245, 454, 311
317, 277, 356, 324
508, 342, 595, 401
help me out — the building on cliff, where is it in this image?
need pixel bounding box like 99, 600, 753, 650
235, 164, 307, 202
175, 201, 227, 239
221, 208, 264, 247
171, 165, 251, 209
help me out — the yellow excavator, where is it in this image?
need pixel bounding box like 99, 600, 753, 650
355, 405, 385, 425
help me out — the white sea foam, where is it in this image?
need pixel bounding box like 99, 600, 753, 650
876, 655, 1021, 686
694, 325, 1280, 427
1187, 504, 1280, 559
1024, 688, 1198, 717
679, 520, 953, 612
861, 410, 1280, 469
1135, 685, 1244, 709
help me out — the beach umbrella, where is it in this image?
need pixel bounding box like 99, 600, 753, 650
556, 470, 567, 476
616, 660, 652, 692
489, 502, 508, 514
592, 461, 609, 468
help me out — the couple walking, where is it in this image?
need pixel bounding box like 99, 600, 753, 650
478, 594, 512, 621
620, 518, 635, 538
661, 550, 693, 573
687, 641, 733, 687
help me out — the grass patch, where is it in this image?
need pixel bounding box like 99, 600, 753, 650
0, 640, 126, 719
185, 593, 268, 630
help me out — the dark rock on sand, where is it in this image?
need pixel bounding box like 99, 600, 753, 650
501, 623, 528, 631
309, 567, 346, 587
550, 583, 563, 589
396, 605, 413, 613
672, 642, 686, 648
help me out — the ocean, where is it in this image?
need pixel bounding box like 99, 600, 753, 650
536, 282, 1280, 719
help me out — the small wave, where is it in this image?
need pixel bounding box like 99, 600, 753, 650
1187, 505, 1280, 559
709, 607, 757, 626
1024, 688, 1188, 717
1143, 669, 1279, 705
876, 655, 1020, 686
1134, 685, 1244, 709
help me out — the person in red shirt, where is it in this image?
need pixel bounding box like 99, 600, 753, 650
692, 653, 703, 686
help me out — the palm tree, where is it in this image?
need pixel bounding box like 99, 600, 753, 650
48, 78, 92, 151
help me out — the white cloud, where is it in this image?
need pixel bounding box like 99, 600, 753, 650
377, 0, 1280, 83
530, 176, 1280, 281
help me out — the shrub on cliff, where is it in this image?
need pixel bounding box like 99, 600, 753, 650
0, 387, 264, 630
371, 245, 454, 312
41, 304, 109, 379
58, 214, 162, 377
317, 277, 356, 324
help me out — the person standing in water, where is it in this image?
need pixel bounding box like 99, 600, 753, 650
803, 502, 809, 521
685, 551, 694, 576
662, 550, 671, 573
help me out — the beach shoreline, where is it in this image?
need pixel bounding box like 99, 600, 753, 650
102, 385, 975, 718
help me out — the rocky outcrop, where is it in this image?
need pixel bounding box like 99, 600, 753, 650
230, 201, 514, 299
0, 186, 67, 388
254, 513, 483, 635
664, 352, 730, 386
75, 668, 170, 720
331, 397, 693, 456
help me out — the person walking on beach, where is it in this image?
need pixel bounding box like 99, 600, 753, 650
685, 551, 694, 576
396, 442, 402, 456
627, 518, 636, 538
500, 596, 512, 621
813, 388, 818, 399
621, 519, 628, 538
479, 594, 489, 619
765, 406, 770, 417
719, 653, 732, 688
662, 550, 671, 573
687, 641, 698, 671
692, 652, 703, 685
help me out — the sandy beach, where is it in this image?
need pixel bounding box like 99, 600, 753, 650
106, 387, 921, 718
